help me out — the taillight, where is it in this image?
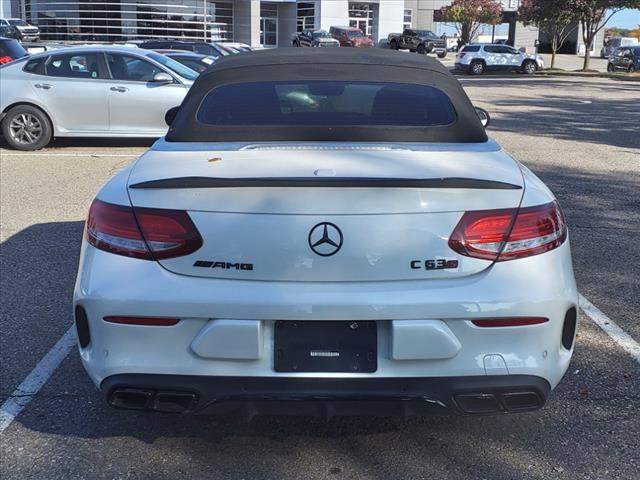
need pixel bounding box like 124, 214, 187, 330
85, 199, 202, 260
0, 55, 13, 65
449, 201, 567, 261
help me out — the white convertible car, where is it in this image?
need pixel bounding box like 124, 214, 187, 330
74, 49, 578, 417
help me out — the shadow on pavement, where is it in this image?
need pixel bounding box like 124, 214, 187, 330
0, 137, 155, 150
489, 94, 640, 149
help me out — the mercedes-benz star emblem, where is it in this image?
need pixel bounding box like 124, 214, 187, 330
308, 222, 343, 257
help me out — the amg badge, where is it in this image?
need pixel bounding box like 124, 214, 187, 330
193, 260, 254, 270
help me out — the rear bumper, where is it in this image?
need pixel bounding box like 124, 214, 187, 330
101, 374, 551, 416
75, 239, 578, 392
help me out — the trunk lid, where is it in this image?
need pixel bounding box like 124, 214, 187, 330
127, 143, 524, 282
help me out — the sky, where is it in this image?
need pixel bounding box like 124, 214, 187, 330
610, 8, 640, 29
435, 8, 640, 37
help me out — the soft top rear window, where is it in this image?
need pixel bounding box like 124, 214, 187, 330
461, 45, 480, 52
197, 81, 456, 127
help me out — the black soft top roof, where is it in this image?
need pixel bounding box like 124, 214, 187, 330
166, 48, 488, 144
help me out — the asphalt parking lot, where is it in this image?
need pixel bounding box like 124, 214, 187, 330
1, 75, 639, 480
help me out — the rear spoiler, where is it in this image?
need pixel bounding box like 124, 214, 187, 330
129, 176, 522, 190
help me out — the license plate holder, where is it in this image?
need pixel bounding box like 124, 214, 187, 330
274, 321, 377, 373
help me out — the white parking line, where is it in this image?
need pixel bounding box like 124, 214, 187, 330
0, 294, 638, 434
0, 326, 76, 434
579, 294, 640, 364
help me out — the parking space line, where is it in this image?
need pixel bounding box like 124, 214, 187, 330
0, 294, 637, 433
579, 294, 640, 364
0, 326, 76, 434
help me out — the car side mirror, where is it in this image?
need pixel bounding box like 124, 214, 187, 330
475, 107, 490, 128
165, 106, 179, 126
152, 72, 174, 85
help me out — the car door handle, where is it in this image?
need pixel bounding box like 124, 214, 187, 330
34, 83, 52, 90
110, 86, 129, 93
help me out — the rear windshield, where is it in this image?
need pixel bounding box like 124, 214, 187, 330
0, 39, 28, 58
461, 45, 480, 52
197, 81, 456, 126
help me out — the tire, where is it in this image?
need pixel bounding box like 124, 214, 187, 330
522, 60, 537, 75
293, 40, 300, 47
469, 60, 485, 75
629, 64, 636, 73
607, 63, 615, 72
390, 39, 398, 50
437, 51, 447, 59
417, 44, 426, 55
1, 105, 53, 151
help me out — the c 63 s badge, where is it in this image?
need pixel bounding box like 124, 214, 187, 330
411, 259, 459, 270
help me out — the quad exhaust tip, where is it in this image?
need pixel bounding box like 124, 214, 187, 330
109, 388, 198, 413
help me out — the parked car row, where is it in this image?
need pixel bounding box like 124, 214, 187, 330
292, 26, 374, 48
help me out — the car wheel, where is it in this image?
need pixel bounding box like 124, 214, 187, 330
629, 64, 636, 73
1, 105, 53, 151
390, 39, 398, 50
417, 44, 426, 55
469, 60, 485, 75
522, 60, 537, 75
437, 51, 447, 59
607, 63, 615, 72
293, 40, 300, 47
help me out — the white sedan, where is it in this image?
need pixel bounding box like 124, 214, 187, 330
74, 49, 578, 417
0, 45, 197, 150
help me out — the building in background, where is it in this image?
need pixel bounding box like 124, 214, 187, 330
1, 0, 602, 53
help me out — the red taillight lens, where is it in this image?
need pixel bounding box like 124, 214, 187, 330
449, 201, 567, 261
0, 55, 13, 65
104, 316, 180, 326
85, 199, 202, 260
472, 317, 548, 327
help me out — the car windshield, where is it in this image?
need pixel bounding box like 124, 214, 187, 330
197, 81, 456, 127
347, 30, 365, 38
313, 31, 332, 39
8, 19, 28, 26
416, 30, 437, 38
147, 52, 198, 80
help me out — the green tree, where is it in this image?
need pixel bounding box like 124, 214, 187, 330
519, 0, 579, 69
570, 1, 640, 70
438, 0, 503, 45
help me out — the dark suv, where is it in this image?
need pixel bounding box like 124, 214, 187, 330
607, 46, 640, 73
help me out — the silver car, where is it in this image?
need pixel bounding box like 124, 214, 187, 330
0, 46, 197, 150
